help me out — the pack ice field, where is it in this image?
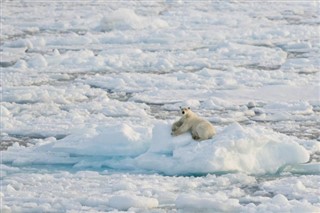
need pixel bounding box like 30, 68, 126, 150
1, 1, 320, 212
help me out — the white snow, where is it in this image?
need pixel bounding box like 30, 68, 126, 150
99, 8, 168, 31
1, 1, 320, 212
52, 123, 152, 157
108, 194, 159, 211
1, 121, 312, 175
1, 170, 319, 213
175, 193, 241, 212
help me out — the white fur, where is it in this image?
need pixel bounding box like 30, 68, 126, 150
171, 107, 216, 141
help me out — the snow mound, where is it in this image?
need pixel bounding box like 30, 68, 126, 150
3, 122, 310, 175
264, 101, 313, 115
99, 8, 168, 31
176, 193, 240, 212
52, 123, 152, 157
136, 122, 310, 175
108, 194, 158, 211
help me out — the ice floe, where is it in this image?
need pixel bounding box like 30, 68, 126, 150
1, 1, 320, 212
2, 122, 313, 176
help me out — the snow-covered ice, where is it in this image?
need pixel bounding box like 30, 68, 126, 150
1, 1, 320, 212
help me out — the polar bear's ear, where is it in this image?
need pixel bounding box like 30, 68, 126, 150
179, 106, 182, 109
188, 107, 190, 109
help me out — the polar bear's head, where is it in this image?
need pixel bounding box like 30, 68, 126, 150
179, 106, 192, 118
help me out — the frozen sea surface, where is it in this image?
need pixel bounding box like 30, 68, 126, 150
1, 1, 320, 212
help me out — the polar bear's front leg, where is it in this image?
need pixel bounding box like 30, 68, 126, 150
172, 122, 191, 136
171, 119, 183, 132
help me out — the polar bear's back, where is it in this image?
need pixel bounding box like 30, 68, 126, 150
189, 114, 216, 140
194, 119, 216, 139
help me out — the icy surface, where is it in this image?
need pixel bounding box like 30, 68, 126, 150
2, 122, 311, 175
1, 1, 320, 212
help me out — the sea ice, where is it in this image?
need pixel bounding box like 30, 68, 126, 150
99, 8, 168, 31
1, 0, 319, 212
2, 122, 312, 176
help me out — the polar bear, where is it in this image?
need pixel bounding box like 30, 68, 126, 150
171, 107, 216, 141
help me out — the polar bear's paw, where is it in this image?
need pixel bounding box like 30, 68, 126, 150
192, 133, 200, 141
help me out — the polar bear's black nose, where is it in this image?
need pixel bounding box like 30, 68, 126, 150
182, 111, 185, 114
